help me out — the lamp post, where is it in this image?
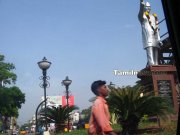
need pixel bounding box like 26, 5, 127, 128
61, 76, 72, 132
109, 81, 115, 87
35, 100, 46, 134
108, 82, 116, 90
37, 57, 51, 131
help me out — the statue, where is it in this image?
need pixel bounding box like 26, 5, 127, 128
138, 0, 162, 66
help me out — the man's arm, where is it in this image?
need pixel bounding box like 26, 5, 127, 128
93, 101, 115, 134
138, 0, 145, 22
156, 22, 161, 42
157, 28, 163, 47
155, 14, 162, 45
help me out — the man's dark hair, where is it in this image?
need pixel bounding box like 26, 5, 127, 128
91, 80, 106, 96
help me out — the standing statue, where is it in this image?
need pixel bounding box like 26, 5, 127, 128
138, 0, 162, 66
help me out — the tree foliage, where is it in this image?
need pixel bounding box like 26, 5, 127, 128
0, 87, 25, 117
0, 54, 17, 85
108, 85, 171, 135
0, 54, 25, 118
39, 105, 78, 132
81, 107, 91, 122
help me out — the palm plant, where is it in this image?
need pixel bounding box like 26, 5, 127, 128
39, 105, 78, 132
107, 85, 171, 135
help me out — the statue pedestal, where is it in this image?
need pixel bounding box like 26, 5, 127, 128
137, 65, 179, 112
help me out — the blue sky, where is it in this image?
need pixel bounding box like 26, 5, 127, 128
0, 0, 167, 125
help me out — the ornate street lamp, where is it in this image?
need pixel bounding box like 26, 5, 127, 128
61, 76, 72, 131
38, 57, 51, 71
37, 57, 51, 131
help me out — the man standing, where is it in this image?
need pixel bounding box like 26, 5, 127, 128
138, 0, 162, 66
88, 80, 116, 135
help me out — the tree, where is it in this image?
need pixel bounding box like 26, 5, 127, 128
81, 107, 91, 123
0, 54, 25, 130
107, 85, 171, 135
0, 54, 17, 86
39, 105, 78, 132
0, 87, 25, 117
